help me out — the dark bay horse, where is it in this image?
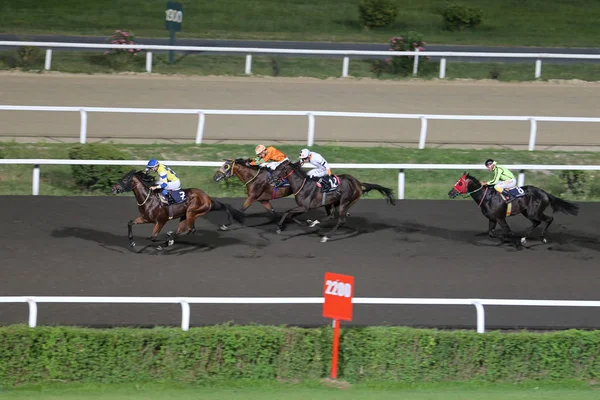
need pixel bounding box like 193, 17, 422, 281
112, 170, 244, 249
448, 172, 579, 245
267, 160, 396, 242
212, 158, 292, 216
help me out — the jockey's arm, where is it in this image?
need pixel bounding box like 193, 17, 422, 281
487, 166, 503, 185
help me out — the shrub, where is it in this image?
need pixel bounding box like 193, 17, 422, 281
68, 143, 129, 192
387, 32, 429, 76
358, 0, 398, 29
105, 30, 141, 70
559, 170, 589, 196
16, 46, 42, 68
442, 3, 483, 31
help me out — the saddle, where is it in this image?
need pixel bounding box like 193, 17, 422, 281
161, 190, 188, 205
316, 176, 341, 193
501, 186, 526, 203
267, 172, 290, 187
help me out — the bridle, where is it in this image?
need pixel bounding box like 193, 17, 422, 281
219, 160, 260, 186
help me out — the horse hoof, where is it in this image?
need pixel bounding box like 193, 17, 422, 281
167, 231, 174, 236
541, 237, 548, 244
167, 239, 174, 246
520, 237, 527, 245
156, 245, 163, 251
309, 220, 320, 228
130, 241, 136, 248
320, 236, 329, 243
219, 225, 228, 231
276, 228, 282, 234
346, 212, 350, 217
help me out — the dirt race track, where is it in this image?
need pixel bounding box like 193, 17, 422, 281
1, 195, 599, 331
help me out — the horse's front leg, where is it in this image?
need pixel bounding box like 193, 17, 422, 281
149, 220, 167, 242
276, 205, 307, 234
128, 216, 149, 248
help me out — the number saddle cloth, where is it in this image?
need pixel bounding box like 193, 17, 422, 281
164, 189, 187, 205
502, 186, 526, 203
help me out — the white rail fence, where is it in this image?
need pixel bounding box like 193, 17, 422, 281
1, 296, 599, 333
2, 159, 600, 199
2, 40, 600, 79
3, 105, 600, 149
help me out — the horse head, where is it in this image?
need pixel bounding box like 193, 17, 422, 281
448, 172, 481, 198
112, 170, 154, 194
213, 159, 236, 182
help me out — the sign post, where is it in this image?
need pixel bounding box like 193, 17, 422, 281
165, 1, 183, 64
322, 272, 354, 380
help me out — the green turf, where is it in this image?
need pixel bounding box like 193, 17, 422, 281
1, 0, 599, 47
2, 381, 599, 400
1, 143, 599, 201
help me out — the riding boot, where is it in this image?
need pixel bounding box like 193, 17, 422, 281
318, 178, 331, 192
159, 193, 170, 205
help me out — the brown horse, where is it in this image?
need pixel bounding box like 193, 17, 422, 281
268, 161, 396, 243
112, 170, 244, 249
213, 158, 292, 217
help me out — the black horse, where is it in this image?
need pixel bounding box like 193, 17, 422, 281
268, 160, 395, 242
448, 172, 579, 245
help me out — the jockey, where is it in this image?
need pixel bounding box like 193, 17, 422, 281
482, 159, 516, 200
145, 159, 181, 205
249, 144, 289, 170
299, 148, 334, 190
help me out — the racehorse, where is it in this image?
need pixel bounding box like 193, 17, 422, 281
112, 170, 245, 249
267, 160, 396, 242
213, 158, 292, 217
448, 172, 579, 245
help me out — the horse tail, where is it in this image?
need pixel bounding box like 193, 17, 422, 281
211, 199, 246, 223
361, 183, 396, 205
546, 193, 579, 216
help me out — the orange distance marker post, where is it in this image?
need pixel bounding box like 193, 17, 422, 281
322, 272, 354, 380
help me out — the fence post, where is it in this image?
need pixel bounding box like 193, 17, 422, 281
439, 57, 446, 79
32, 164, 40, 195
44, 49, 52, 71
27, 298, 38, 328
418, 116, 428, 149
245, 55, 252, 75
518, 170, 525, 187
79, 109, 87, 144
342, 57, 349, 77
195, 111, 206, 145
146, 52, 153, 73
535, 59, 542, 79
528, 118, 537, 151
472, 300, 485, 333
398, 169, 405, 200
180, 300, 190, 331
412, 48, 419, 76
307, 113, 315, 146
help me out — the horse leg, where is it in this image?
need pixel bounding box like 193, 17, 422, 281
276, 205, 307, 234
497, 218, 513, 239
540, 214, 554, 244
520, 210, 541, 245
321, 204, 349, 243
260, 200, 280, 222
128, 216, 150, 248
488, 219, 498, 238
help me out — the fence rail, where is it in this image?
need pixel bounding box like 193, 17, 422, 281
1, 40, 600, 79
3, 105, 600, 149
2, 296, 599, 333
1, 159, 599, 199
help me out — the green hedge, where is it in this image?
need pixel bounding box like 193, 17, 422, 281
1, 325, 599, 386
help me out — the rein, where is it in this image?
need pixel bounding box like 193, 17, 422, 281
137, 190, 152, 206
461, 184, 488, 207
279, 167, 306, 196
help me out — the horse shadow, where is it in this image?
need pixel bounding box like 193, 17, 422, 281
394, 221, 600, 253
50, 226, 245, 255
270, 214, 398, 242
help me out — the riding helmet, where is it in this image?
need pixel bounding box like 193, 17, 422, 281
299, 148, 310, 159
484, 159, 495, 167
146, 159, 159, 169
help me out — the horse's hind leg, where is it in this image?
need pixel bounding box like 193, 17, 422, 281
540, 214, 554, 244
321, 204, 349, 243
488, 219, 498, 238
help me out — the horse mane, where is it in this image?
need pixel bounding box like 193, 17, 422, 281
289, 161, 307, 178
233, 158, 260, 169
134, 170, 155, 187
465, 172, 479, 181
